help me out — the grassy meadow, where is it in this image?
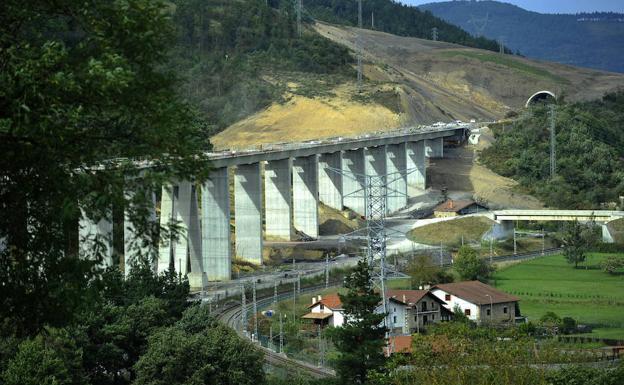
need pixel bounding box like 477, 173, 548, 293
493, 253, 624, 339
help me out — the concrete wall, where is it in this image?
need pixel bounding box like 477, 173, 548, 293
425, 138, 444, 158
318, 152, 343, 211
79, 210, 113, 268
124, 189, 157, 276
386, 143, 407, 213
293, 155, 319, 238
202, 167, 231, 281
157, 184, 174, 274
342, 149, 366, 216
264, 159, 292, 240
235, 163, 263, 264
479, 302, 515, 324
406, 141, 426, 192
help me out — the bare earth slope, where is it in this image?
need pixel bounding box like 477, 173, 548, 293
314, 22, 624, 123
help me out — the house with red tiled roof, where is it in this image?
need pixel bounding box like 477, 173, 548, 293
302, 294, 345, 327
382, 289, 452, 334
384, 335, 413, 357
431, 281, 521, 324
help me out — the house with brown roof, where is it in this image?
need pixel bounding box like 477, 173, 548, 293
433, 199, 487, 218
431, 281, 521, 324
383, 289, 452, 333
302, 294, 345, 327
384, 335, 413, 357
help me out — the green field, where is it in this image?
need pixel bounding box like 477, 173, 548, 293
493, 253, 624, 339
440, 50, 569, 84
407, 216, 494, 247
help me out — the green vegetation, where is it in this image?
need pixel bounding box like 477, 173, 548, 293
306, 0, 506, 53
407, 254, 454, 288
439, 50, 568, 84
407, 216, 494, 247
481, 92, 624, 209
170, 0, 354, 133
455, 245, 494, 282
493, 253, 624, 339
609, 218, 624, 243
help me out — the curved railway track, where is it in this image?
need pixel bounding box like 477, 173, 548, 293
214, 283, 337, 378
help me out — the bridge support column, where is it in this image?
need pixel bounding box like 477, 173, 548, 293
406, 141, 426, 194
186, 185, 204, 288
124, 188, 157, 275
264, 159, 292, 241
425, 137, 444, 158
293, 155, 319, 239
490, 220, 514, 241
365, 146, 387, 215
202, 167, 232, 281
342, 149, 366, 216
602, 224, 615, 244
235, 163, 263, 265
386, 143, 407, 213
318, 152, 343, 211
157, 184, 174, 274
79, 209, 113, 267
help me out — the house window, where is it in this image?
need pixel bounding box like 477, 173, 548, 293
414, 316, 418, 321
503, 306, 508, 314
445, 294, 451, 301
393, 315, 397, 324
421, 302, 427, 311
393, 307, 396, 313
465, 309, 471, 316
486, 308, 491, 316
432, 314, 435, 321
423, 315, 428, 324
320, 304, 325, 311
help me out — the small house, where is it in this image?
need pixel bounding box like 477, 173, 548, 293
302, 294, 345, 327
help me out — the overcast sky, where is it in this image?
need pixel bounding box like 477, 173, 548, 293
402, 0, 624, 14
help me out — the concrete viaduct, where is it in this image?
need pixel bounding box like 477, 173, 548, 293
80, 124, 466, 287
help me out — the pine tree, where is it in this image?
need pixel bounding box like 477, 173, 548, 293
329, 260, 387, 385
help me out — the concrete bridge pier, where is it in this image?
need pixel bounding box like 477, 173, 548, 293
202, 167, 232, 281
489, 220, 515, 241
293, 155, 319, 238
186, 185, 204, 288
264, 159, 292, 240
235, 163, 263, 265
79, 209, 113, 267
386, 143, 408, 213
342, 149, 366, 216
406, 141, 426, 193
602, 223, 615, 243
124, 188, 157, 275
318, 152, 343, 211
425, 137, 444, 158
157, 184, 175, 274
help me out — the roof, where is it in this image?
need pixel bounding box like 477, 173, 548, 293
308, 293, 343, 310
434, 199, 477, 213
385, 289, 444, 306
302, 312, 333, 320
432, 281, 520, 305
384, 335, 413, 355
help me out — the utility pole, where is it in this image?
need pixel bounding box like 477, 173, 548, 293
513, 228, 517, 255
269, 325, 273, 351
499, 36, 505, 55
325, 254, 329, 288
439, 242, 443, 267
279, 314, 284, 353
357, 0, 363, 92
542, 229, 546, 256
432, 27, 438, 41
241, 284, 247, 337
273, 281, 278, 306
297, 271, 301, 294
371, 11, 375, 29
489, 237, 493, 264
253, 281, 258, 342
549, 104, 557, 179
292, 279, 297, 322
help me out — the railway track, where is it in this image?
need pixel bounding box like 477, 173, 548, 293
214, 283, 338, 378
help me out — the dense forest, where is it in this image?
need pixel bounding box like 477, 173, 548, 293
480, 92, 624, 209
420, 1, 624, 73
169, 0, 354, 133
305, 0, 508, 53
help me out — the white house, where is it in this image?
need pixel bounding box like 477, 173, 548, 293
303, 294, 345, 327
431, 281, 520, 324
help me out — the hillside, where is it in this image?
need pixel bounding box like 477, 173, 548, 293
213, 21, 624, 150
419, 1, 624, 73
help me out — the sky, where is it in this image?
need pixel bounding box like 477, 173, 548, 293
402, 0, 624, 14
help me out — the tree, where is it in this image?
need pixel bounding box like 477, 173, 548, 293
133, 306, 264, 385
2, 328, 87, 385
328, 260, 387, 385
561, 220, 598, 268
407, 254, 454, 288
0, 0, 211, 336
454, 246, 494, 282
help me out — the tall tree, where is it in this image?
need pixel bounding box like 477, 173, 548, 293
329, 260, 387, 385
561, 220, 598, 268
454, 246, 494, 282
0, 0, 211, 336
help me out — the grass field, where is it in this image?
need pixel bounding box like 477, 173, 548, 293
440, 50, 569, 84
407, 216, 494, 247
493, 253, 624, 339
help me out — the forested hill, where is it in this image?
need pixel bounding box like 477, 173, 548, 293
169, 0, 354, 132
305, 0, 506, 53
481, 92, 624, 209
419, 1, 624, 73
